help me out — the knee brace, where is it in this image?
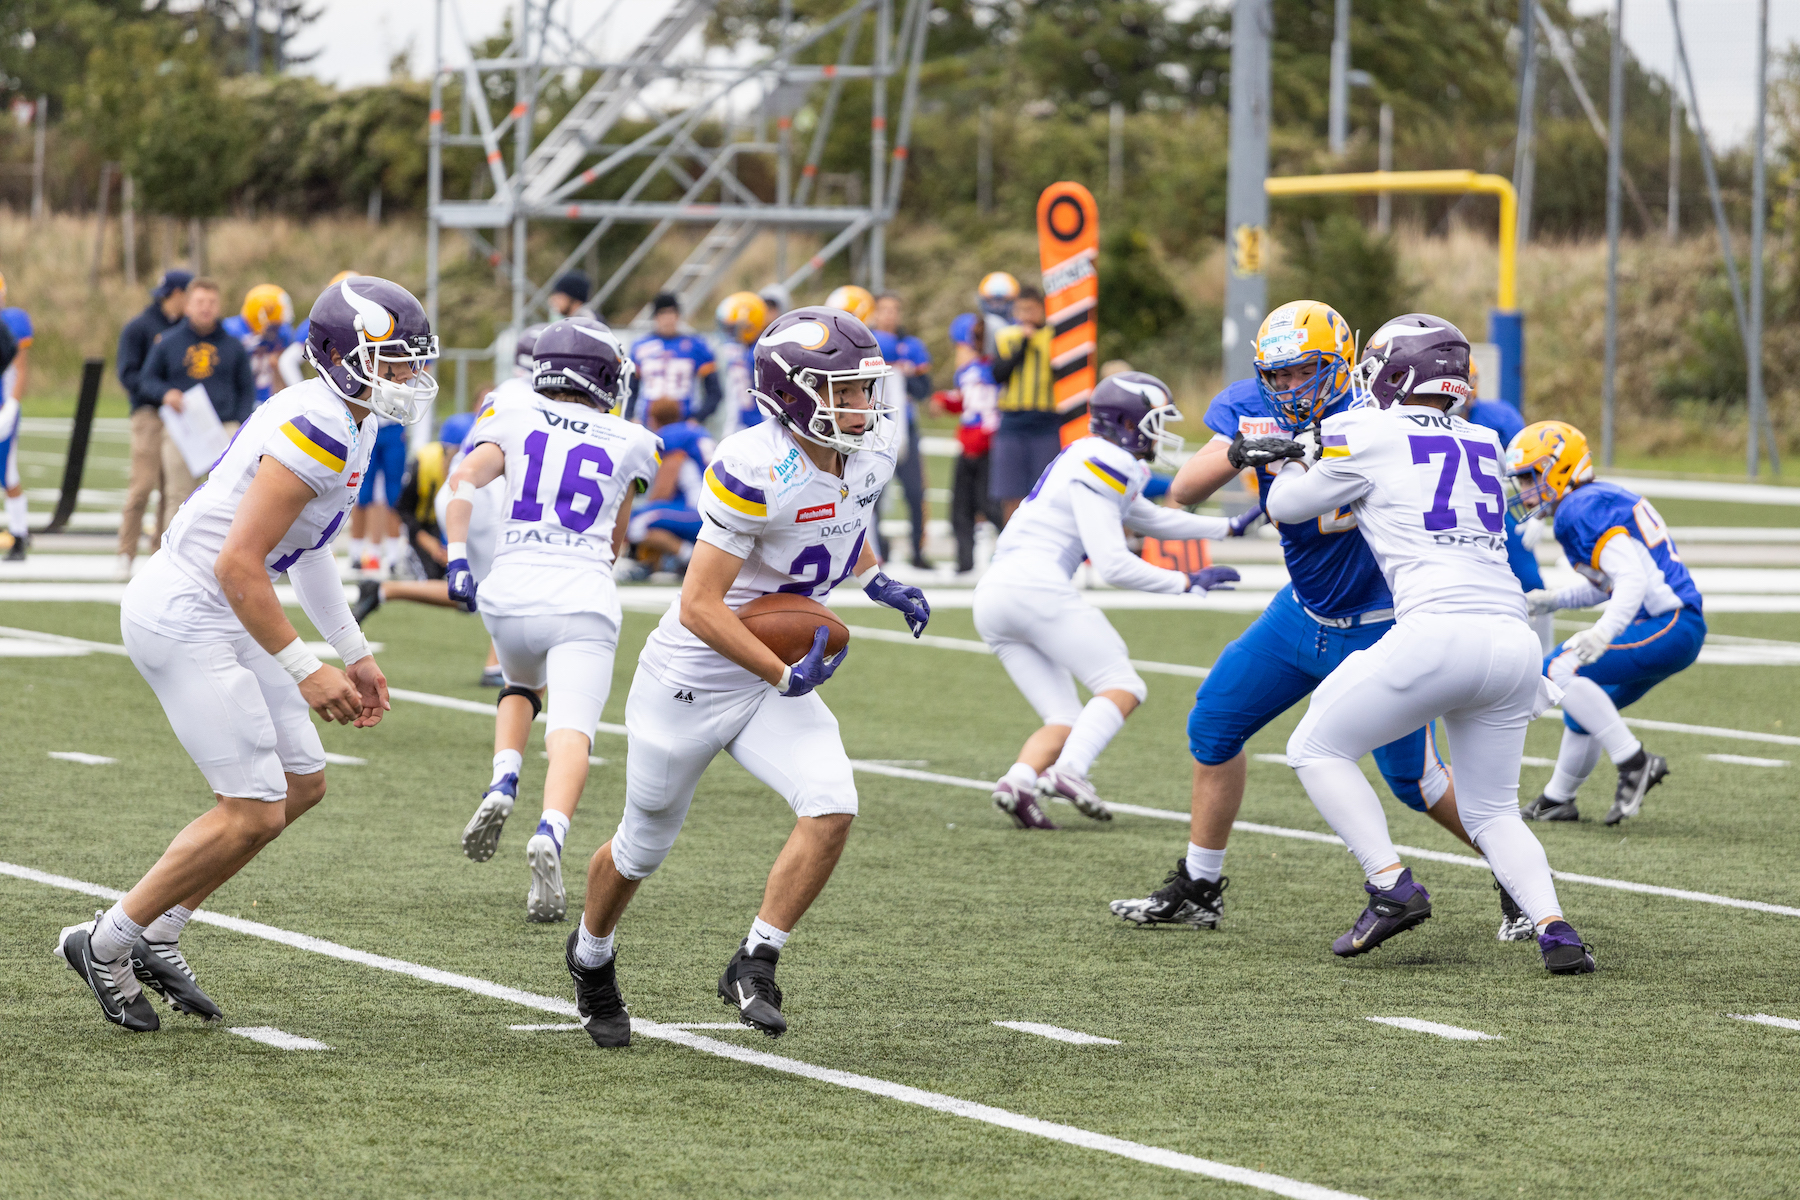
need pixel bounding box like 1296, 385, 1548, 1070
498, 685, 542, 720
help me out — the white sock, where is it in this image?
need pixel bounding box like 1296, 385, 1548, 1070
1294, 758, 1401, 883
1473, 816, 1564, 927
1546, 729, 1602, 801
747, 916, 789, 956
142, 904, 194, 944
1003, 761, 1037, 790
5, 493, 26, 537
1054, 696, 1128, 777
347, 536, 367, 564
1559, 677, 1642, 764
382, 535, 406, 565
89, 902, 145, 963
491, 749, 523, 789
1185, 843, 1226, 882
1369, 865, 1405, 891
536, 809, 570, 853
574, 920, 614, 968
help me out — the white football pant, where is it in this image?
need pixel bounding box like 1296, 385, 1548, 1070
122, 617, 326, 801
609, 663, 858, 880
482, 611, 619, 739
1287, 613, 1568, 926
973, 580, 1147, 728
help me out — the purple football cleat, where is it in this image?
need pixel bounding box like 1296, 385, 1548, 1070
1035, 765, 1112, 821
992, 778, 1058, 830
1537, 920, 1597, 975
1331, 868, 1433, 958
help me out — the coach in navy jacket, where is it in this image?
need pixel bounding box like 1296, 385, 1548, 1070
141, 277, 255, 426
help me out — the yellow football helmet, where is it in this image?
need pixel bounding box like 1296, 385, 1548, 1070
241, 284, 295, 335
825, 285, 875, 322
1506, 420, 1592, 521
1254, 300, 1354, 431
715, 291, 769, 345
327, 269, 360, 287
978, 271, 1019, 302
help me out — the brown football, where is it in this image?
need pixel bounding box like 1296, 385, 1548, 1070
735, 593, 851, 664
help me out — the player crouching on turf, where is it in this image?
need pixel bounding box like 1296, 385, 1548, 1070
1507, 421, 1703, 825
57, 277, 430, 1031
974, 372, 1242, 829
1260, 314, 1594, 975
562, 306, 930, 1047
443, 319, 660, 922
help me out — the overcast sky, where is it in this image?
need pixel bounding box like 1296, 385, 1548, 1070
292, 0, 1791, 150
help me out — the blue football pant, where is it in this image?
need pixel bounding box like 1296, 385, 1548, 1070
1547, 607, 1706, 733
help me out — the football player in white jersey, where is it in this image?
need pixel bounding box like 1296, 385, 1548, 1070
56, 277, 435, 1031
1261, 314, 1595, 975
443, 319, 660, 922
561, 306, 931, 1047
974, 372, 1245, 829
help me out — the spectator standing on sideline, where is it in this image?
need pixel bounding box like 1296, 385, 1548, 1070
548, 271, 591, 318
628, 293, 719, 424
935, 312, 1005, 574
868, 290, 933, 569
990, 285, 1056, 523
0, 272, 34, 560
141, 277, 256, 437
115, 270, 194, 579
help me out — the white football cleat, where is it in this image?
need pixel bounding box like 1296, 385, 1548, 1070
1036, 765, 1112, 821
526, 834, 567, 923
462, 784, 516, 863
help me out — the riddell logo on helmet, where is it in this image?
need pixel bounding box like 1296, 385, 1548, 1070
796, 503, 836, 523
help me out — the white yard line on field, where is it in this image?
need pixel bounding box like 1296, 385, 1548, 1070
1726, 1013, 1800, 1032
1704, 754, 1790, 768
992, 1021, 1121, 1046
1364, 1017, 1500, 1042
227, 1026, 332, 1050
47, 751, 116, 765
0, 859, 1367, 1200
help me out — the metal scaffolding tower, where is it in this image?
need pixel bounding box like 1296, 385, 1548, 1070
426, 0, 933, 386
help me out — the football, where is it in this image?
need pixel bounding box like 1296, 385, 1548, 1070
735, 593, 851, 664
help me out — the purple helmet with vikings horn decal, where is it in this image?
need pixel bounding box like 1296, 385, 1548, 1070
304, 276, 439, 423
750, 305, 896, 454
530, 318, 634, 411
1351, 313, 1472, 411
1087, 371, 1184, 466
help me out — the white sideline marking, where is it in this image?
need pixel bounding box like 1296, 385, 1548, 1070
844, 623, 1209, 679
541, 752, 607, 765
1252, 754, 1289, 765
1365, 1017, 1500, 1042
1727, 1013, 1800, 1032
1704, 754, 1790, 768
0, 637, 89, 657
993, 1021, 1121, 1046
511, 1023, 583, 1031
1521, 756, 1557, 767
227, 1025, 332, 1050
323, 753, 366, 766
0, 861, 1365, 1200
48, 751, 116, 766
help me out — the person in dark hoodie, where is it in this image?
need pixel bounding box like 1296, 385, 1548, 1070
114, 269, 194, 580
141, 276, 256, 435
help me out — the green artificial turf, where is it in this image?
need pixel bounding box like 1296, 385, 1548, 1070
2, 597, 1798, 1200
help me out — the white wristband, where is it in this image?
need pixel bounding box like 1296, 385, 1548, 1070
332, 629, 371, 667
853, 562, 879, 585
274, 637, 324, 684
447, 541, 468, 562
776, 666, 792, 694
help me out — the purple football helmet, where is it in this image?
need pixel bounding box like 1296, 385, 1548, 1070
512, 323, 548, 377
530, 319, 634, 411
1088, 371, 1183, 466
751, 305, 895, 453
1352, 314, 1472, 411
304, 276, 440, 423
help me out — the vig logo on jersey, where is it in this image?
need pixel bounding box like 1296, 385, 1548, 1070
796, 503, 836, 523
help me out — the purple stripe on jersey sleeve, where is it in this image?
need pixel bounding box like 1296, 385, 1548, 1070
710, 462, 767, 506
288, 414, 349, 462
1085, 456, 1130, 486
1322, 434, 1349, 448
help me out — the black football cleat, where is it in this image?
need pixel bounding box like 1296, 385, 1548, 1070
564, 930, 630, 1048
4, 533, 27, 562
351, 580, 382, 625
719, 942, 787, 1036
130, 938, 223, 1022
1110, 860, 1228, 929
56, 917, 159, 1033
1606, 750, 1668, 826
1332, 868, 1432, 958
1522, 792, 1580, 822
1494, 877, 1534, 942
1538, 920, 1597, 975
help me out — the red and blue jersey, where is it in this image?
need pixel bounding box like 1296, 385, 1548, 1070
1552, 480, 1703, 617
1203, 377, 1391, 620
630, 333, 716, 413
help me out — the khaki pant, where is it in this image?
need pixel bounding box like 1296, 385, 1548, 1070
119, 406, 195, 557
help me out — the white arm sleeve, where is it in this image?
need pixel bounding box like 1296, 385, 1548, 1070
278, 341, 306, 388
1122, 496, 1232, 541
1069, 485, 1189, 594
288, 548, 369, 665
1264, 458, 1368, 524
1591, 536, 1651, 643
1550, 581, 1610, 611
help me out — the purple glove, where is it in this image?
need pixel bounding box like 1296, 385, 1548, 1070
446, 558, 479, 612
778, 625, 849, 697
863, 569, 931, 637
1187, 566, 1240, 593
1227, 503, 1265, 537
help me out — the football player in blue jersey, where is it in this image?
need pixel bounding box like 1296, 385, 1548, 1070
223, 284, 298, 408
1507, 420, 1704, 825
1111, 300, 1531, 940
622, 398, 714, 578
715, 291, 769, 433
868, 290, 933, 568
0, 271, 34, 559
629, 293, 720, 424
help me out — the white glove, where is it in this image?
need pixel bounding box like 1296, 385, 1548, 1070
1293, 428, 1321, 466
1565, 627, 1609, 665
1517, 516, 1547, 551
1523, 588, 1558, 617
